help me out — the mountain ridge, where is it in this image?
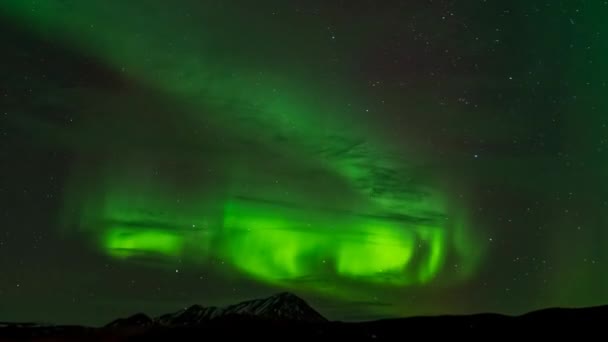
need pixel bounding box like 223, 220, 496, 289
3, 299, 608, 340
107, 292, 327, 328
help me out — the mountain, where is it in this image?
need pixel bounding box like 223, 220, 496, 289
111, 292, 327, 328
219, 291, 327, 322
156, 305, 223, 325
106, 313, 154, 328
156, 292, 327, 325
3, 301, 608, 340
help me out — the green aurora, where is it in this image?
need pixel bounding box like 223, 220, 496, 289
1, 1, 482, 297
3, 0, 607, 325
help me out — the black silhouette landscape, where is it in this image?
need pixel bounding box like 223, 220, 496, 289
1, 292, 606, 340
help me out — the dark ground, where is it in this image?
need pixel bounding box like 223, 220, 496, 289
1, 305, 607, 341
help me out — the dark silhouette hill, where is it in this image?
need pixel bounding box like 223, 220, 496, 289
2, 293, 608, 340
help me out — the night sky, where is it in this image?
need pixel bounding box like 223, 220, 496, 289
1, 0, 607, 325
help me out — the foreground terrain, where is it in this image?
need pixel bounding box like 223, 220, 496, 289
1, 293, 606, 340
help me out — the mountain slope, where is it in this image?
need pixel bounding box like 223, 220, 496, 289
106, 313, 154, 328
109, 292, 327, 328
4, 302, 608, 340
221, 292, 327, 322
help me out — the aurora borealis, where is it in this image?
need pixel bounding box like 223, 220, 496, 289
1, 0, 608, 325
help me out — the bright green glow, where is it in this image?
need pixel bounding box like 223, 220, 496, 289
104, 228, 183, 258
1, 0, 484, 300
336, 227, 415, 278
217, 199, 454, 288
417, 228, 446, 282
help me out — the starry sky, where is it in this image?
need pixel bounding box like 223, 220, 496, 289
1, 0, 607, 325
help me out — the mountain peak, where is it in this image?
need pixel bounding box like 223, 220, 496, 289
106, 313, 153, 328
272, 292, 301, 301
156, 304, 222, 326
275, 291, 297, 298
108, 292, 327, 328
223, 292, 327, 323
